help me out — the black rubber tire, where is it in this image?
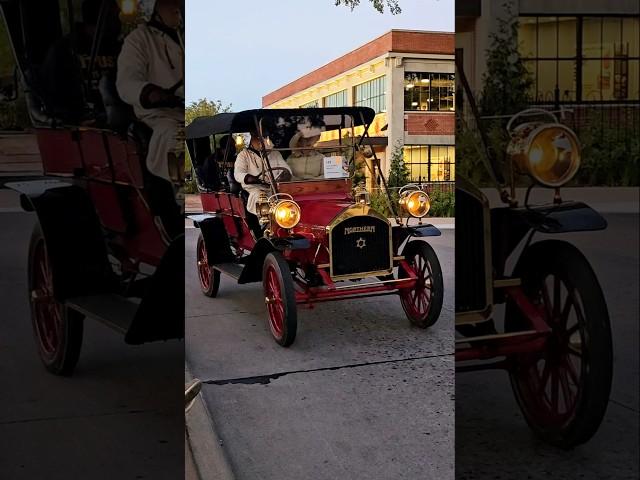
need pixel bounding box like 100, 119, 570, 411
399, 240, 444, 328
506, 240, 612, 448
28, 223, 84, 376
197, 234, 220, 297
262, 252, 297, 347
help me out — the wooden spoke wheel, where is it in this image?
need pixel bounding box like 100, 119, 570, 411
28, 224, 83, 375
398, 241, 444, 328
506, 240, 612, 448
262, 252, 297, 347
197, 234, 220, 297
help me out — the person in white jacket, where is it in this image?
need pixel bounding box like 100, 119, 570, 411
116, 0, 184, 182
234, 131, 292, 216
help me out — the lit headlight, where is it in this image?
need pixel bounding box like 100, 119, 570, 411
509, 124, 581, 187
119, 0, 138, 15
399, 189, 430, 218
271, 200, 301, 229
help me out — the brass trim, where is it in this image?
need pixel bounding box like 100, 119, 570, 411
327, 204, 393, 281
455, 330, 538, 344
455, 306, 494, 325
493, 278, 521, 288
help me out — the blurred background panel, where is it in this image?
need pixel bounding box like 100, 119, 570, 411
455, 0, 638, 478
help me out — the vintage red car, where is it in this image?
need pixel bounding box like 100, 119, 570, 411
186, 107, 444, 346
455, 57, 612, 448
1, 0, 184, 375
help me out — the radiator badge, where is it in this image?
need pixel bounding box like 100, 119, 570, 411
344, 225, 376, 235
356, 237, 367, 249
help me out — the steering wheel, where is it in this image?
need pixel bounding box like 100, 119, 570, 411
264, 166, 290, 183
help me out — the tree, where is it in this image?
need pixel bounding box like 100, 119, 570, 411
387, 141, 410, 188
334, 0, 401, 15
186, 98, 231, 126
479, 2, 532, 117
184, 98, 231, 187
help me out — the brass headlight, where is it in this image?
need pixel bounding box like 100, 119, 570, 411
399, 189, 430, 218
508, 123, 581, 187
271, 200, 301, 229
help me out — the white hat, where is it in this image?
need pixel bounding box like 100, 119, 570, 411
289, 131, 321, 150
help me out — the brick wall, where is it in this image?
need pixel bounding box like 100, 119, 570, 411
404, 113, 455, 135
263, 30, 454, 107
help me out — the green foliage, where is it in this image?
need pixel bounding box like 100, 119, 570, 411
428, 190, 455, 217
184, 98, 231, 180
334, 0, 401, 15
369, 189, 399, 218
576, 118, 640, 186
387, 141, 410, 189
186, 98, 231, 126
479, 2, 532, 118
458, 1, 532, 187
369, 188, 455, 218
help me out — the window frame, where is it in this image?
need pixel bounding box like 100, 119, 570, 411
404, 72, 456, 112
518, 14, 640, 104
402, 145, 455, 183
353, 75, 387, 114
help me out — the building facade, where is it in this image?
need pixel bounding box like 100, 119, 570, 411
262, 30, 456, 184
456, 0, 640, 104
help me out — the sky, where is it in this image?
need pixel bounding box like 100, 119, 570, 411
186, 0, 454, 111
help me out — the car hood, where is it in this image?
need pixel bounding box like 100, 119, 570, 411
295, 195, 352, 228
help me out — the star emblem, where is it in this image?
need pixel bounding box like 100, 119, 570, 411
356, 237, 366, 249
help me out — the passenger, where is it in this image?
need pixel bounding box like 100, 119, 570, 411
116, 0, 184, 183
287, 132, 324, 180
39, 0, 121, 123
234, 129, 292, 215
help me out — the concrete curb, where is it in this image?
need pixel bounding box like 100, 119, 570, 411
185, 365, 236, 480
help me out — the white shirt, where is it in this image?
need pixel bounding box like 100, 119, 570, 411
234, 147, 291, 215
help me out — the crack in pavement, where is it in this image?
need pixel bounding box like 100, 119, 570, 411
203, 351, 454, 386
0, 409, 166, 426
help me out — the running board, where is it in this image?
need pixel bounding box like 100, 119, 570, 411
66, 294, 139, 334
212, 262, 244, 280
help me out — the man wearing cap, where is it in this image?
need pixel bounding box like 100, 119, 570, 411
234, 130, 291, 216
116, 0, 184, 183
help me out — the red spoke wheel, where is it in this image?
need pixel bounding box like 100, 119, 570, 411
398, 241, 443, 328
28, 224, 83, 375
197, 234, 220, 297
262, 252, 297, 347
506, 240, 612, 448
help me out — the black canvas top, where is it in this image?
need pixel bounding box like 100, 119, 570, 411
185, 107, 376, 139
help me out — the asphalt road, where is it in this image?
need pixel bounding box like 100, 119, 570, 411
456, 213, 640, 479
185, 227, 455, 480
0, 209, 184, 480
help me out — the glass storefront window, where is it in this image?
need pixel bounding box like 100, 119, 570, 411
354, 76, 386, 113
323, 90, 347, 108
299, 99, 319, 108
519, 15, 639, 102
402, 145, 455, 182
404, 72, 455, 111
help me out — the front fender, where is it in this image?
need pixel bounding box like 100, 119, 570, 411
6, 180, 115, 300
392, 223, 442, 252
516, 201, 607, 233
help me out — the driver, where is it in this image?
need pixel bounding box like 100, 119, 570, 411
234, 128, 291, 215
116, 0, 184, 183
